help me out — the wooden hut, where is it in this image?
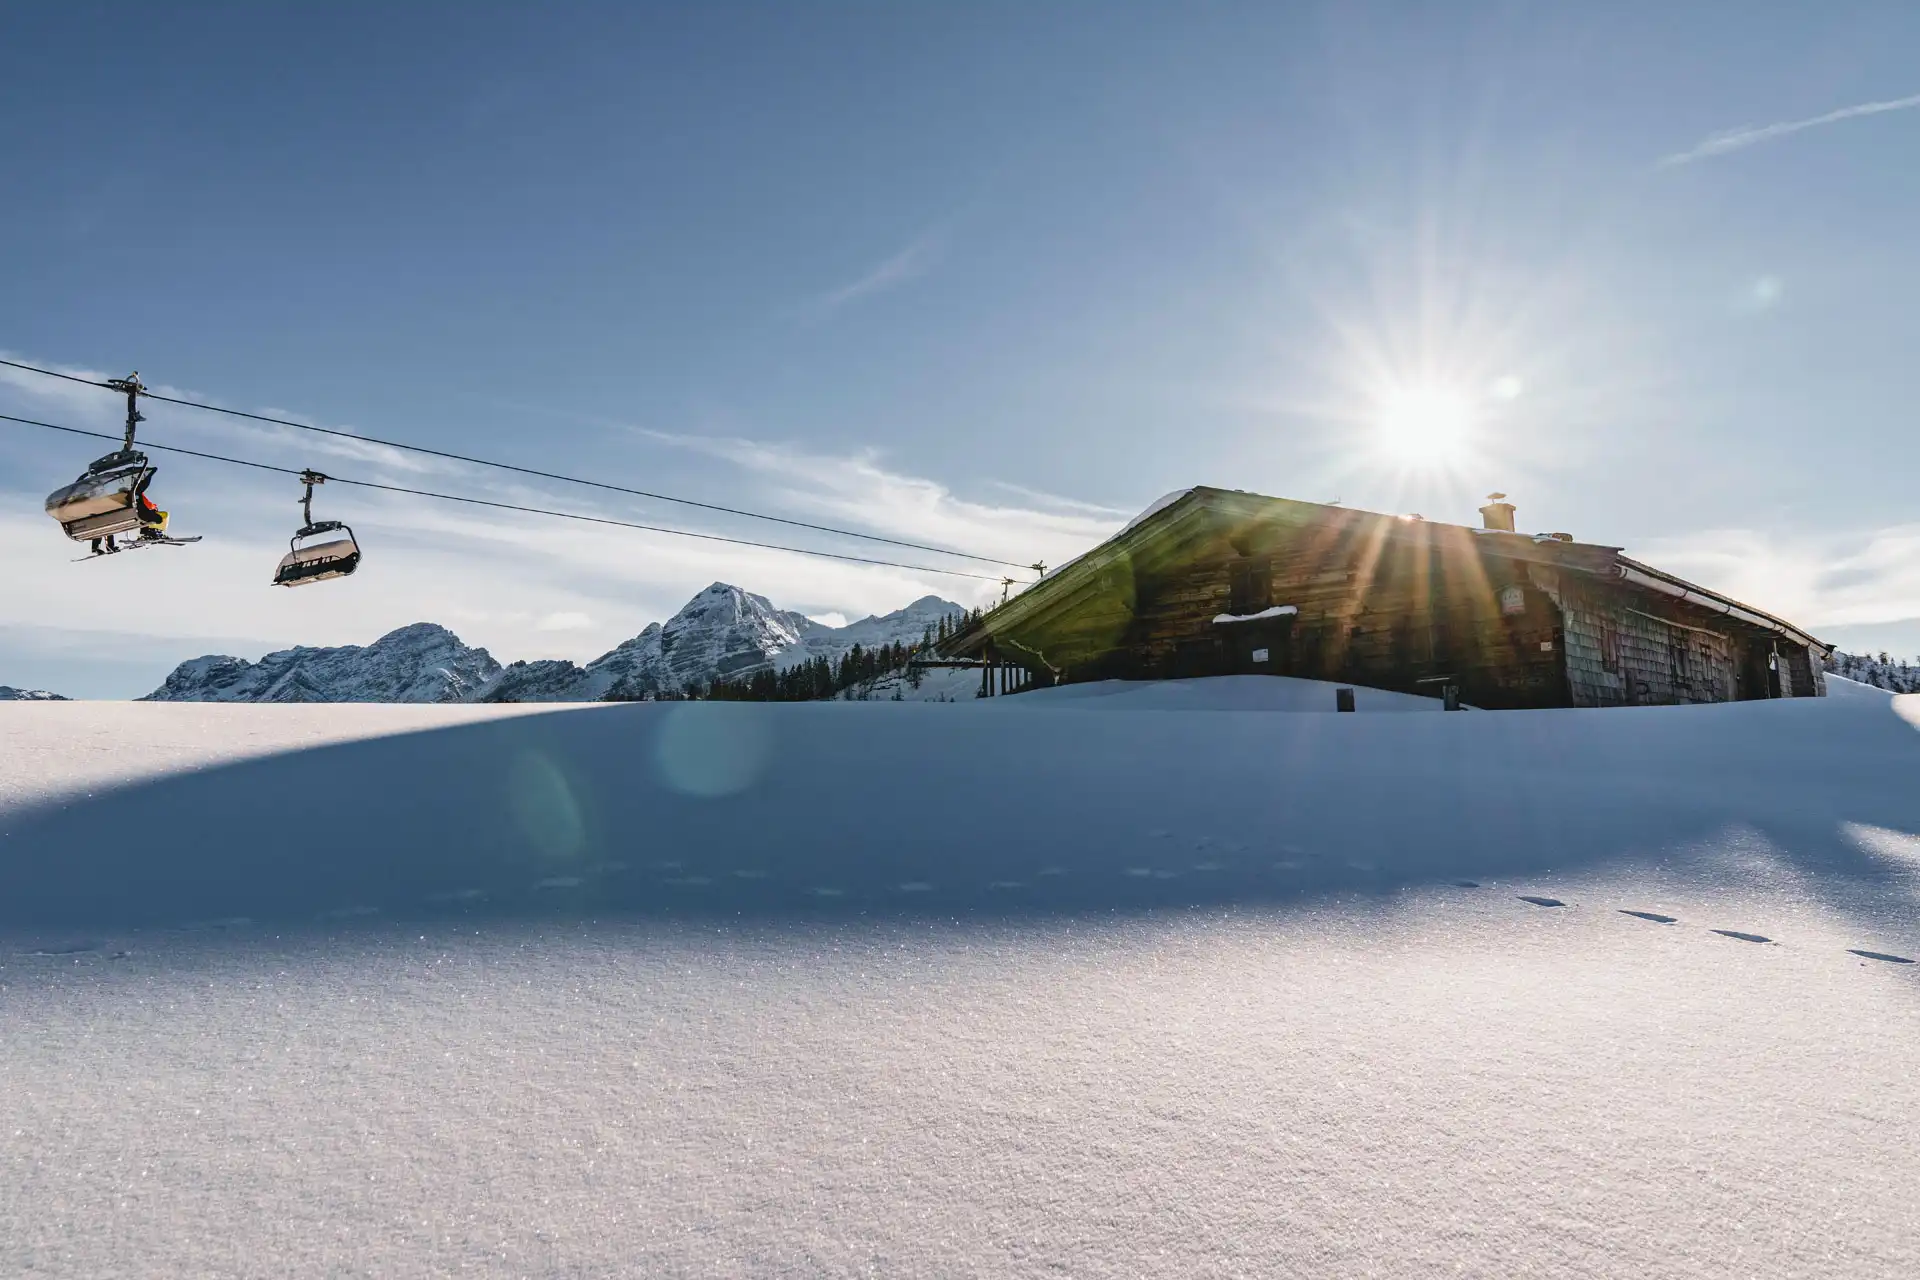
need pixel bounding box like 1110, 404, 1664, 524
943, 488, 1828, 708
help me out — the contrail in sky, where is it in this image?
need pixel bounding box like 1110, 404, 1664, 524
1660, 91, 1920, 166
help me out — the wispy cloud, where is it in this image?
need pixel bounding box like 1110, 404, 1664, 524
1660, 91, 1920, 167
639, 428, 1122, 573
987, 480, 1135, 519
1637, 523, 1920, 634
807, 229, 946, 318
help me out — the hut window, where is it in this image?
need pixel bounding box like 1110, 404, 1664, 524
1671, 636, 1693, 690
1228, 556, 1271, 615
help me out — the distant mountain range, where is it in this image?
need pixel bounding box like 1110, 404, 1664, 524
0, 686, 69, 701
137, 583, 966, 704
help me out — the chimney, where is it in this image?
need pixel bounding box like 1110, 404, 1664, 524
1478, 492, 1516, 532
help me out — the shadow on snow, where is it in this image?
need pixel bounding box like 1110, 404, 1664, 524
2, 697, 1918, 939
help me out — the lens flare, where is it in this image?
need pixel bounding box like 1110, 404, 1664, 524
508, 750, 585, 859
654, 703, 774, 798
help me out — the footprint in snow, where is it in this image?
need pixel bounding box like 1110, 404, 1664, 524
1849, 949, 1916, 965
27, 940, 102, 956
1620, 910, 1678, 924
1518, 896, 1566, 908
1713, 930, 1772, 944
180, 917, 253, 932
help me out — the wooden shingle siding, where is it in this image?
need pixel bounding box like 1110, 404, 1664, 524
1536, 570, 1742, 706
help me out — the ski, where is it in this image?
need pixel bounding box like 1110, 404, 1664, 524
73, 534, 203, 561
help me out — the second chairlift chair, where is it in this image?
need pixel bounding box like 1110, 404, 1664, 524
273, 470, 362, 587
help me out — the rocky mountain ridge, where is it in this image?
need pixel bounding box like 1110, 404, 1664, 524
141, 584, 966, 704
143, 623, 503, 704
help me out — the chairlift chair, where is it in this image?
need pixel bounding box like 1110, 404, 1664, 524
44, 374, 166, 544
273, 470, 361, 587
45, 449, 157, 542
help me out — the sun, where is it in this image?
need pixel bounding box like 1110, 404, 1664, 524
1374, 387, 1470, 464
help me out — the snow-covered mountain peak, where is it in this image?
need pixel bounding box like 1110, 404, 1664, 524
145, 622, 501, 704
667, 583, 814, 645
0, 686, 69, 701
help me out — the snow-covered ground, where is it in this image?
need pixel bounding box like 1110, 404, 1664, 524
1007, 673, 1447, 711
3, 685, 1918, 1277
847, 671, 1445, 707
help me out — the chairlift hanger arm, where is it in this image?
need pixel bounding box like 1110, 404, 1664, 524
297, 469, 330, 527
101, 373, 145, 451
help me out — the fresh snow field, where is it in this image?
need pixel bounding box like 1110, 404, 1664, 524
3, 680, 1919, 1277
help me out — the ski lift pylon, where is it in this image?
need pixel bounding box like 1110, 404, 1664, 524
272, 469, 361, 587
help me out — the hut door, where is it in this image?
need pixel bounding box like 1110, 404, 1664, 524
1173, 637, 1223, 679
1228, 618, 1293, 675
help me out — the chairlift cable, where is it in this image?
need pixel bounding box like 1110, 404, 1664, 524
1, 412, 1028, 582
0, 357, 1032, 570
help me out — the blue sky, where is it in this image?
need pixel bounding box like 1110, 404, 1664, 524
4, 1, 1919, 696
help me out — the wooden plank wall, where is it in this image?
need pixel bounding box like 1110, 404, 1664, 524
1091, 520, 1571, 707
992, 506, 1823, 707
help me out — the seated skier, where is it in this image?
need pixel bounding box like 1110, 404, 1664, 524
133, 476, 169, 540
89, 481, 168, 555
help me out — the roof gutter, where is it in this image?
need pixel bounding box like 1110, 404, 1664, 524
1613, 562, 1827, 653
